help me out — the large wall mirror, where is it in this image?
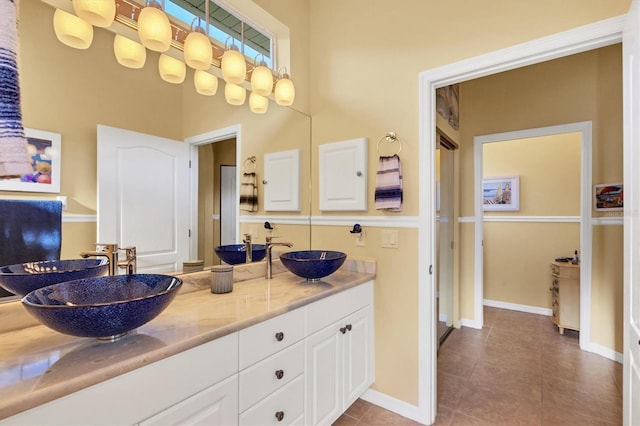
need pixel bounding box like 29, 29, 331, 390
6, 0, 312, 274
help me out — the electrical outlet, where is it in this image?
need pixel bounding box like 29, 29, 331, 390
356, 232, 366, 247
382, 229, 399, 248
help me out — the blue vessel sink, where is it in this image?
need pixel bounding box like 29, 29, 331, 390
279, 250, 347, 281
0, 259, 109, 297
215, 244, 266, 265
22, 274, 182, 341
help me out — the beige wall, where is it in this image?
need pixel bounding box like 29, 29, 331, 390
459, 45, 623, 353
308, 0, 628, 406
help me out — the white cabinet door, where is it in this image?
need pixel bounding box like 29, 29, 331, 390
263, 149, 300, 211
305, 324, 342, 426
342, 307, 372, 408
318, 138, 367, 211
139, 375, 238, 426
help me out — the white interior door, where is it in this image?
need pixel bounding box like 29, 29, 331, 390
97, 125, 190, 273
220, 165, 236, 246
623, 0, 640, 422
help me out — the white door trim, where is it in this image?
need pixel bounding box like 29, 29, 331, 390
473, 122, 593, 351
417, 16, 623, 426
184, 125, 242, 260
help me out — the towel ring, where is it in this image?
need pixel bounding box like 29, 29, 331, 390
376, 132, 402, 156
242, 156, 256, 173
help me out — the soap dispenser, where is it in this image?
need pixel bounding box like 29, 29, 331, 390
572, 250, 579, 264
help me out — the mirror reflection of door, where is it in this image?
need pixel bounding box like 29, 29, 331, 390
197, 138, 237, 267
437, 131, 458, 346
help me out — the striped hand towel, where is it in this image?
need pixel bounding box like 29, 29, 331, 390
239, 172, 258, 212
375, 155, 403, 211
0, 0, 33, 178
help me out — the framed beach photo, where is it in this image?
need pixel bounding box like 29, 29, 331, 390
483, 175, 519, 211
594, 182, 623, 211
0, 128, 61, 193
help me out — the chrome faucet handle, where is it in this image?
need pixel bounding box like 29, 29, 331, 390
119, 246, 136, 259
243, 233, 252, 243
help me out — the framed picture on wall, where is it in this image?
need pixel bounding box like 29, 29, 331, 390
483, 175, 519, 211
594, 182, 623, 211
0, 128, 61, 193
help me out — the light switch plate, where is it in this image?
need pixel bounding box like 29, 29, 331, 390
382, 229, 399, 248
356, 232, 366, 247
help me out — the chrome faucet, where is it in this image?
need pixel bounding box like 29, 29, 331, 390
265, 236, 292, 279
79, 243, 119, 276
243, 233, 253, 263
117, 246, 137, 275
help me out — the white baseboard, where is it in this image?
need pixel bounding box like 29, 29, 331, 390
360, 389, 424, 424
586, 342, 623, 364
483, 299, 552, 316
459, 317, 481, 329
439, 313, 448, 322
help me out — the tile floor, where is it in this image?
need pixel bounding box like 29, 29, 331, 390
333, 306, 623, 425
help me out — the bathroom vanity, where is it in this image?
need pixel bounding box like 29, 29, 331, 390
0, 259, 375, 425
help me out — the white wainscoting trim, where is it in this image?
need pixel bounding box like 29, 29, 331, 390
592, 216, 624, 226
360, 389, 422, 423
311, 215, 420, 228
483, 299, 553, 316
62, 214, 97, 223
460, 215, 623, 225
239, 215, 311, 226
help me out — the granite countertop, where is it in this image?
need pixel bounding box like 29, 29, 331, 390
0, 258, 376, 420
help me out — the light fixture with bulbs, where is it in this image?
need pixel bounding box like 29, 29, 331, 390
274, 67, 296, 106
194, 70, 218, 96
221, 37, 247, 84
51, 0, 296, 112
250, 54, 273, 97
113, 34, 146, 69
225, 82, 246, 105
137, 0, 172, 52
53, 8, 94, 50
184, 18, 212, 71
72, 0, 116, 28
249, 92, 269, 114
159, 54, 186, 84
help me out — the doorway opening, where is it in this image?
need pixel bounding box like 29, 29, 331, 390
474, 123, 592, 349
417, 17, 623, 425
186, 125, 242, 264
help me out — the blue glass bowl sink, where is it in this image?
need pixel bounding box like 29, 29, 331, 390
215, 244, 266, 265
0, 259, 109, 297
279, 250, 347, 281
22, 274, 182, 341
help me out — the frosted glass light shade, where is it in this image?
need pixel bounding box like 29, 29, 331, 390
72, 0, 115, 28
114, 35, 146, 69
138, 6, 172, 52
159, 54, 186, 84
184, 31, 212, 70
194, 70, 218, 96
275, 75, 295, 106
249, 92, 268, 114
224, 83, 246, 105
221, 46, 246, 84
53, 9, 93, 50
251, 65, 273, 97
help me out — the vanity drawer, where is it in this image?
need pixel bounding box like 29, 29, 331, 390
239, 375, 304, 426
239, 341, 304, 411
239, 307, 305, 369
